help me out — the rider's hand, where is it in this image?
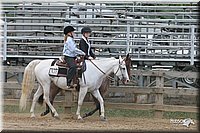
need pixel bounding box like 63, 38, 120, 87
77, 56, 81, 60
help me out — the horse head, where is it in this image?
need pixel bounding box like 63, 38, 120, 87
114, 54, 130, 84
125, 53, 132, 78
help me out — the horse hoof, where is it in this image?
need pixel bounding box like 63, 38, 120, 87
30, 115, 36, 118
41, 112, 46, 117
77, 117, 84, 122
54, 116, 60, 120
100, 116, 107, 122
77, 119, 84, 123
82, 113, 88, 119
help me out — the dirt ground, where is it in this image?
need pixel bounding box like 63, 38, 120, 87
3, 113, 198, 132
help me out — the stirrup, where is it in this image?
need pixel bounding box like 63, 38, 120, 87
68, 84, 77, 88
72, 84, 77, 87
63, 86, 74, 91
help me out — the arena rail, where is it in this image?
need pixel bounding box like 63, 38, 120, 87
2, 66, 199, 118
1, 0, 199, 4
1, 0, 199, 118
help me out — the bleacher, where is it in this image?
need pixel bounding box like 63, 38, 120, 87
1, 1, 199, 67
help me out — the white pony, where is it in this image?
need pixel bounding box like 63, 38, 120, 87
19, 55, 130, 120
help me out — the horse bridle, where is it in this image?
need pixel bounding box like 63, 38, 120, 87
89, 59, 126, 81
114, 60, 126, 81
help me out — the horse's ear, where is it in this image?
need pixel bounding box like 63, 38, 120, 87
126, 53, 130, 58
125, 53, 129, 61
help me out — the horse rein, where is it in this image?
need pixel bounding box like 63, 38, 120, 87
89, 59, 113, 81
89, 59, 126, 81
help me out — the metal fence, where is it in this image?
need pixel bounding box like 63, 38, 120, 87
1, 1, 199, 117
1, 1, 199, 66
1, 1, 199, 88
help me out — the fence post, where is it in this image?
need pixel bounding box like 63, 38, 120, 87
190, 25, 195, 66
126, 22, 130, 54
3, 14, 8, 82
3, 14, 7, 62
155, 72, 164, 118
64, 89, 73, 118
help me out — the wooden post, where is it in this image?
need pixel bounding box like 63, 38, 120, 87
146, 67, 152, 103
155, 93, 164, 118
64, 89, 73, 118
155, 75, 164, 118
18, 72, 23, 83
72, 90, 78, 103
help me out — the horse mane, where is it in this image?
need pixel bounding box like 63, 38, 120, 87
93, 57, 116, 61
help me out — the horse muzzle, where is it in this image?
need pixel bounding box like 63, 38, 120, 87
121, 77, 129, 84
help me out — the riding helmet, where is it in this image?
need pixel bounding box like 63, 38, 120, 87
64, 26, 75, 35
81, 27, 92, 34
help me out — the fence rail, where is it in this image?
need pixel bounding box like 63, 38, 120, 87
2, 65, 199, 117
1, 0, 199, 4
1, 2, 199, 67
3, 99, 198, 113
1, 1, 199, 118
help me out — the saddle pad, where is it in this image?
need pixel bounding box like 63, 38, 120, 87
82, 61, 86, 73
49, 66, 68, 77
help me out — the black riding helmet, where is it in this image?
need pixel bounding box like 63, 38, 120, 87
64, 26, 75, 35
81, 27, 92, 34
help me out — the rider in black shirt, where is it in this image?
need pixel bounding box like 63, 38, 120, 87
79, 27, 96, 60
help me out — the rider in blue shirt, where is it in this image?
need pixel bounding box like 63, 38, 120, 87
63, 26, 85, 88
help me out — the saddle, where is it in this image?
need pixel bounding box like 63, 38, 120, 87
48, 56, 86, 91
49, 56, 86, 78
56, 56, 84, 68
55, 56, 68, 67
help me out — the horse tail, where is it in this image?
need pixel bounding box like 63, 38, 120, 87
19, 60, 41, 111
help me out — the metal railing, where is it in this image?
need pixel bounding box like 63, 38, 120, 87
1, 1, 199, 67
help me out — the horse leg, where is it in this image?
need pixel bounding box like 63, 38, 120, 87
97, 78, 109, 116
43, 101, 54, 117
30, 85, 43, 118
82, 95, 100, 118
76, 87, 88, 120
41, 83, 61, 117
91, 90, 106, 121
82, 78, 108, 118
97, 102, 101, 116
49, 85, 61, 117
42, 84, 59, 119
41, 102, 50, 116
82, 106, 99, 118
40, 100, 54, 117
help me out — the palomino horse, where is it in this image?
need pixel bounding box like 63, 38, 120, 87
19, 55, 130, 120
39, 55, 131, 118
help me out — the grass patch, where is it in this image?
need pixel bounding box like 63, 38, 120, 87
164, 111, 199, 120
4, 104, 46, 113
3, 104, 199, 120
105, 108, 154, 118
